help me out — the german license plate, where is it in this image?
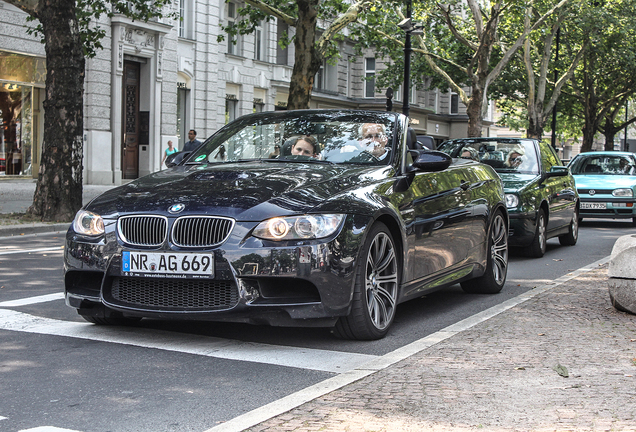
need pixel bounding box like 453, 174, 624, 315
122, 251, 214, 278
581, 202, 607, 210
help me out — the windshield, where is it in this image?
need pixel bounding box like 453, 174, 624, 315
568, 154, 636, 175
187, 111, 397, 166
438, 138, 540, 175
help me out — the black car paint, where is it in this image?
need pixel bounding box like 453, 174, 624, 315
65, 110, 508, 334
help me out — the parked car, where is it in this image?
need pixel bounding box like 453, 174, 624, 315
65, 110, 509, 340
567, 151, 636, 225
438, 138, 579, 258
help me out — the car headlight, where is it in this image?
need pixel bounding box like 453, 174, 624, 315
505, 194, 519, 208
72, 210, 105, 236
252, 214, 345, 241
612, 188, 633, 197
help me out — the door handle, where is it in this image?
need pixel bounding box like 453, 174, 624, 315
460, 180, 470, 190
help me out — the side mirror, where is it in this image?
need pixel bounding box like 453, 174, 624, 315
546, 166, 569, 177
165, 151, 191, 168
411, 150, 452, 172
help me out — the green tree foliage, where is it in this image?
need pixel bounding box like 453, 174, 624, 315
491, 0, 585, 140
353, 0, 567, 137
220, 0, 376, 109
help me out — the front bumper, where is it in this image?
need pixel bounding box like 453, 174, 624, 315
64, 215, 368, 327
578, 196, 636, 220
506, 211, 536, 247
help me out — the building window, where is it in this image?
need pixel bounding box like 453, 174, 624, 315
276, 21, 289, 65
254, 21, 266, 61
364, 58, 375, 98
314, 60, 337, 93
179, 0, 194, 39
226, 95, 238, 123
450, 92, 459, 114
176, 85, 189, 145
227, 2, 241, 56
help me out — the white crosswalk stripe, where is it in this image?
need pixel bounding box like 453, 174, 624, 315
0, 308, 376, 373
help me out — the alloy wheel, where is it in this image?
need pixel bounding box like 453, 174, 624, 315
365, 232, 398, 330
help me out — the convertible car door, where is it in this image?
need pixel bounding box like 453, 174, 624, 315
400, 164, 475, 282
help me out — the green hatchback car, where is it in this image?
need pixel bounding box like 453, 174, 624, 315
439, 138, 579, 257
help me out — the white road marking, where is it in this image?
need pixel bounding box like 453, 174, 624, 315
204, 256, 611, 432
0, 247, 64, 256
19, 427, 82, 432
0, 415, 7, 420
0, 309, 376, 373
0, 293, 65, 307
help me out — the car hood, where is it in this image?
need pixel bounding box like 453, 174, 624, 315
498, 172, 540, 192
572, 174, 636, 190
85, 161, 391, 220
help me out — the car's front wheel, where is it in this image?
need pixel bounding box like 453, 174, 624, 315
461, 211, 508, 294
334, 222, 399, 340
527, 208, 547, 258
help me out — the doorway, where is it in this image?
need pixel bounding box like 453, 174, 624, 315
122, 61, 140, 179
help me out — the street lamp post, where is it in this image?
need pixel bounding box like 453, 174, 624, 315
398, 0, 423, 118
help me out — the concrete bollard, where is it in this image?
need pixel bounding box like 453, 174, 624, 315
608, 234, 636, 314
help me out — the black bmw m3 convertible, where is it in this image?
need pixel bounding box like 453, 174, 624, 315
65, 110, 509, 340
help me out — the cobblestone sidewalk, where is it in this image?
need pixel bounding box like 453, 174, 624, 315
245, 266, 636, 432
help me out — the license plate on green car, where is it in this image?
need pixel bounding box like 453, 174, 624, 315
581, 202, 607, 210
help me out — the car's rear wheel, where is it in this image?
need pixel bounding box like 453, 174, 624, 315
334, 222, 399, 340
527, 208, 547, 258
559, 207, 579, 246
461, 211, 508, 294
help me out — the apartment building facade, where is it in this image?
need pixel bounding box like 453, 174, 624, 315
0, 0, 493, 185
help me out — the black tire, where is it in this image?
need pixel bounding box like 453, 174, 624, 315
559, 207, 579, 246
632, 217, 636, 227
334, 222, 399, 340
461, 211, 508, 294
80, 314, 142, 326
527, 208, 547, 258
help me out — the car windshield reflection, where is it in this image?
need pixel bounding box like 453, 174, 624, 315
187, 112, 396, 166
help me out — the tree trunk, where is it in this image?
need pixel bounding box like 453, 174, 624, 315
526, 107, 544, 139
27, 0, 85, 222
466, 88, 484, 137
287, 0, 322, 110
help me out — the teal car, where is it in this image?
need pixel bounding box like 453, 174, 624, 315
439, 138, 579, 258
567, 151, 636, 225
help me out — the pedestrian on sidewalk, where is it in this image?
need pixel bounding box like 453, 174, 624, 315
161, 140, 178, 167
183, 129, 202, 153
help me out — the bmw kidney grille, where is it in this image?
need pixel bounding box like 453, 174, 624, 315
172, 216, 234, 247
118, 215, 234, 247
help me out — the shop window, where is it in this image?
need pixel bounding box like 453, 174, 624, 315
253, 98, 264, 113
226, 95, 238, 123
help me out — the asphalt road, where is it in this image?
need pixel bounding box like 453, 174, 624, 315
0, 218, 632, 432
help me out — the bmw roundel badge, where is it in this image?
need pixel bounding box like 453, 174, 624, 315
169, 203, 185, 214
